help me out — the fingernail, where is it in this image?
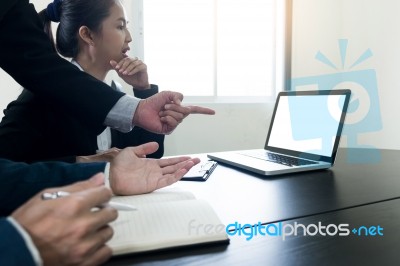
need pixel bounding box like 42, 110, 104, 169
165, 104, 170, 109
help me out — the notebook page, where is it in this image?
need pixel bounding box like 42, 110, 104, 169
108, 199, 228, 255
111, 188, 195, 206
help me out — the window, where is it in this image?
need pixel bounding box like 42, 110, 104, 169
132, 0, 288, 101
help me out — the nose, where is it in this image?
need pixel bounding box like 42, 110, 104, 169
126, 29, 132, 43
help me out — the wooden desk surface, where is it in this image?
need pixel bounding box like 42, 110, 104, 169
106, 148, 400, 265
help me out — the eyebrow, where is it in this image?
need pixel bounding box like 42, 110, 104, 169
117, 18, 129, 25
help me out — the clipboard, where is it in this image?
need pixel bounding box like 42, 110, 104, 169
181, 160, 218, 182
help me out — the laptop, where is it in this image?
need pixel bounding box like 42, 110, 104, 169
207, 89, 351, 176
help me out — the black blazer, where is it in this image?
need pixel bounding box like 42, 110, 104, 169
0, 158, 106, 216
0, 84, 164, 163
0, 0, 18, 22
0, 218, 36, 265
0, 0, 124, 132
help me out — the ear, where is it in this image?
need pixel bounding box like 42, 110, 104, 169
78, 26, 95, 46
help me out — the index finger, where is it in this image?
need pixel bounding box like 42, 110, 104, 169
74, 186, 113, 211
164, 104, 191, 116
160, 158, 201, 175
162, 91, 183, 105
86, 209, 118, 233
157, 156, 192, 168
187, 105, 215, 115
156, 159, 201, 189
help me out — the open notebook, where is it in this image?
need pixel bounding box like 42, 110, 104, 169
107, 188, 229, 255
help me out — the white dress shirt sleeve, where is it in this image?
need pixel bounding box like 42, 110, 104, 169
103, 94, 140, 133
104, 162, 112, 191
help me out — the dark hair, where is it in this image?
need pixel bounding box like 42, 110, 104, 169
39, 0, 116, 58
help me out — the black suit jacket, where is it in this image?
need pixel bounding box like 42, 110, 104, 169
0, 159, 106, 216
0, 84, 164, 163
0, 0, 124, 132
0, 218, 36, 266
0, 0, 17, 22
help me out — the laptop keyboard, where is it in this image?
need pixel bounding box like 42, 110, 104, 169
240, 151, 317, 167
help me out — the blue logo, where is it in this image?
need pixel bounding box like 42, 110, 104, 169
224, 221, 384, 241
290, 39, 382, 163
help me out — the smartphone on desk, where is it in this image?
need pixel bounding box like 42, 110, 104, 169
181, 160, 218, 182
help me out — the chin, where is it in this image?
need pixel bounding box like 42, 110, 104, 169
112, 55, 126, 62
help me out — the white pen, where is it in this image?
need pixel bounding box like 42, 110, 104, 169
41, 191, 137, 211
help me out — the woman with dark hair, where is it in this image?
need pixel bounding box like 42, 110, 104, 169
0, 1, 208, 264
0, 0, 168, 163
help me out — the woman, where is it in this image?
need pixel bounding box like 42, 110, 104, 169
0, 0, 165, 163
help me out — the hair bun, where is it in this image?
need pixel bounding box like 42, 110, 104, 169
46, 0, 63, 22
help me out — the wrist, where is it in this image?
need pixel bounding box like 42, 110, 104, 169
133, 83, 151, 90
76, 156, 87, 163
132, 99, 144, 126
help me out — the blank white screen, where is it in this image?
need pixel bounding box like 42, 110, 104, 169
268, 94, 346, 157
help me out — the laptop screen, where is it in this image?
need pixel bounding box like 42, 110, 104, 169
266, 90, 350, 160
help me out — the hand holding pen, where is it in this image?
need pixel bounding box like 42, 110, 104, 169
11, 173, 118, 265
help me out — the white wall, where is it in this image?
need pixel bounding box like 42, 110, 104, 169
292, 0, 400, 150
163, 102, 273, 155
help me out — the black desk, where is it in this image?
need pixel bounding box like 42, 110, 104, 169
108, 198, 400, 266
173, 148, 400, 225
106, 148, 400, 265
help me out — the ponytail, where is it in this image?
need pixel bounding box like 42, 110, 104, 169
37, 0, 63, 53
38, 9, 57, 53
